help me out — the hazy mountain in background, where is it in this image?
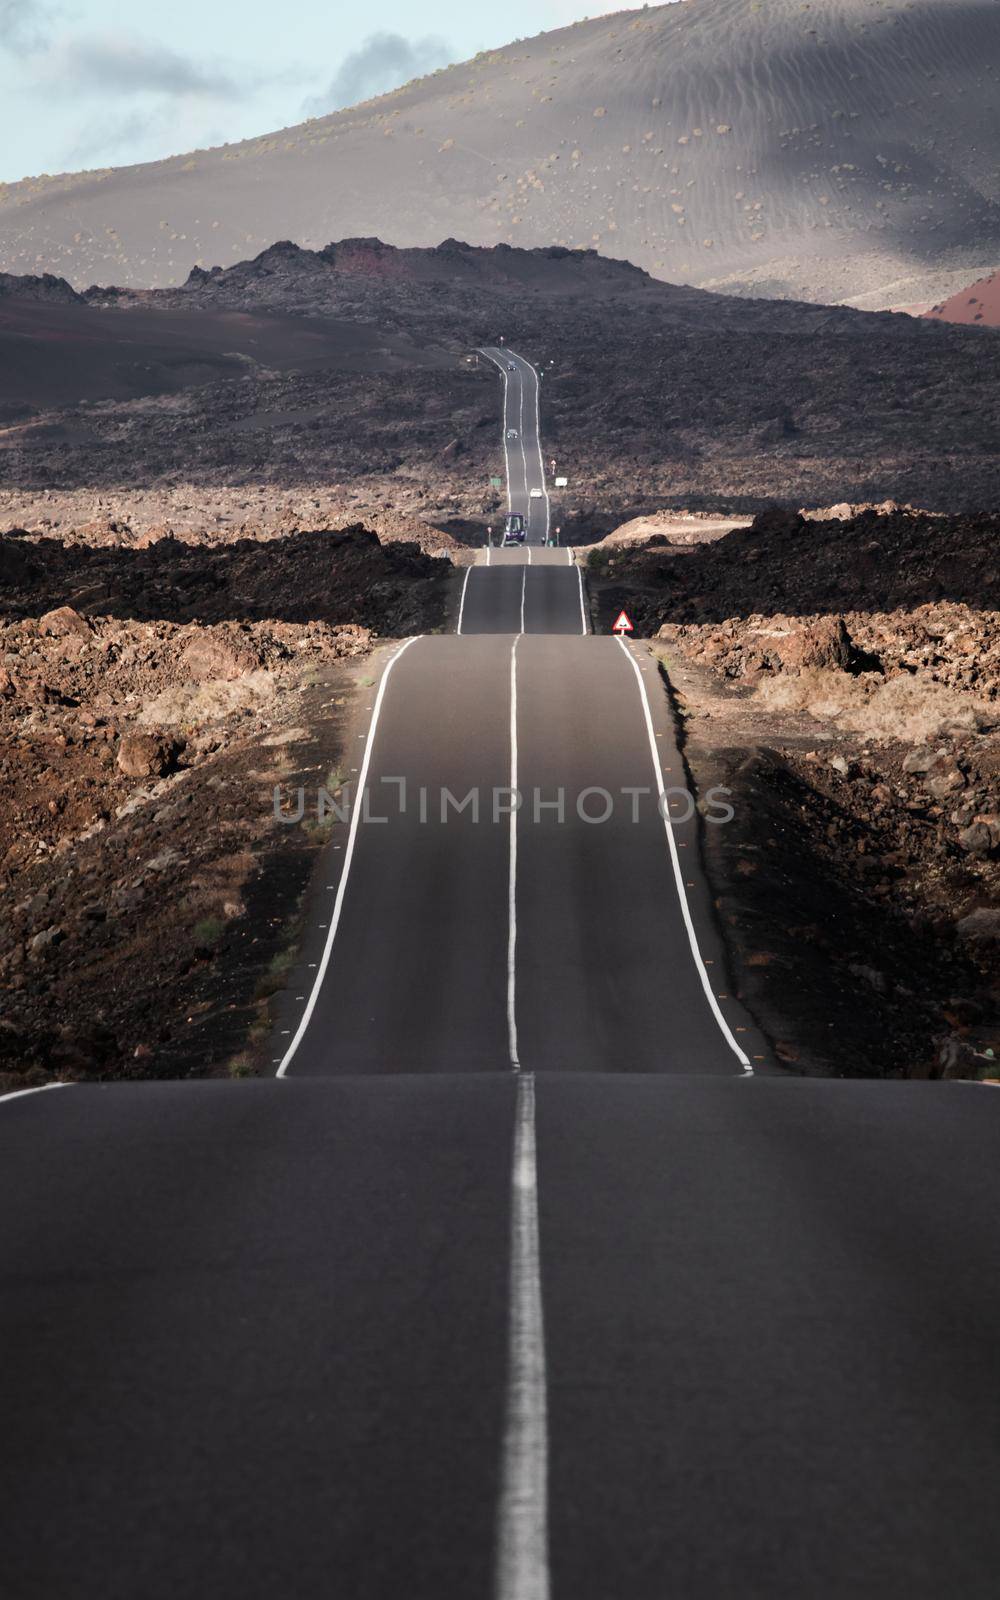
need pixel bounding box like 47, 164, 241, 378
1, 0, 999, 308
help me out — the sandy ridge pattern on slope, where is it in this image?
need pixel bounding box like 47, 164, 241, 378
2, 0, 1000, 306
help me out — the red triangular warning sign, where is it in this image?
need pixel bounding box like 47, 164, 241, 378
612, 610, 634, 633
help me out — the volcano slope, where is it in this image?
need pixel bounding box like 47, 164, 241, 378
926, 267, 1000, 326
2, 239, 1000, 536
2, 0, 1000, 309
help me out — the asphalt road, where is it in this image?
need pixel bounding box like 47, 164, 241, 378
4, 1076, 1000, 1598
3, 348, 1000, 1598
459, 548, 586, 637
480, 346, 551, 545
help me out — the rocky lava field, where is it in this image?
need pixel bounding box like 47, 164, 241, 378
591, 505, 1000, 1080
2, 238, 1000, 543
2, 235, 999, 1085
0, 529, 449, 1087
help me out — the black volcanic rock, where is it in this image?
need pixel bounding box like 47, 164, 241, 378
0, 272, 81, 304
2, 232, 1000, 510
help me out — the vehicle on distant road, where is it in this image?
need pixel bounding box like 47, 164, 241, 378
508, 363, 515, 371
529, 487, 543, 499
503, 514, 525, 546
506, 428, 518, 440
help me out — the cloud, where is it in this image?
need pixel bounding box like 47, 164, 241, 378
67, 106, 164, 166
304, 31, 453, 117
49, 34, 242, 99
0, 0, 53, 54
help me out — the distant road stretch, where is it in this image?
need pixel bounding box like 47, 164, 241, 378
481, 345, 551, 545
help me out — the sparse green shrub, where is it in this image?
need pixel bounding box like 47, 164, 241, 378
253, 946, 296, 1001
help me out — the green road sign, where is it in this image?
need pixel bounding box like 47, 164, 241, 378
490, 476, 503, 489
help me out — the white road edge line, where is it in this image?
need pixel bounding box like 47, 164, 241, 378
457, 565, 473, 635
509, 351, 549, 548
499, 360, 513, 516
495, 1070, 550, 1600
528, 358, 552, 547
275, 636, 420, 1077
520, 568, 527, 636
507, 635, 521, 1071
576, 564, 588, 636
482, 347, 549, 549
0, 1081, 69, 1107
479, 347, 514, 516
615, 636, 752, 1073
521, 376, 530, 493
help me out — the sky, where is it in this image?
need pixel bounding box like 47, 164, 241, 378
0, 0, 605, 183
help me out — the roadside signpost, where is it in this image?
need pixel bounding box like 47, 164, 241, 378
490, 476, 502, 489
554, 476, 568, 488
612, 610, 634, 636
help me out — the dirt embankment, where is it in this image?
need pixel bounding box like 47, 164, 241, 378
0, 527, 450, 1090
593, 506, 1000, 1079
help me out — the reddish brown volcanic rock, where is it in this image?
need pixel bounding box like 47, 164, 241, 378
925, 268, 1000, 326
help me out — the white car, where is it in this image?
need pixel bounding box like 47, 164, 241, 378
529, 488, 543, 499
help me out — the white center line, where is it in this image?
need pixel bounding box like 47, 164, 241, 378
476, 345, 553, 1600
615, 635, 752, 1072
496, 357, 514, 516
495, 1070, 550, 1600
507, 634, 521, 1068
275, 636, 420, 1077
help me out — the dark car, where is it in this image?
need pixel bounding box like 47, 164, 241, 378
502, 513, 526, 546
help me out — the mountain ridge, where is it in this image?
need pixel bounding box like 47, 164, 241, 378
3, 0, 1000, 306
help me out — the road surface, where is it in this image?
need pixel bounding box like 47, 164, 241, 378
481, 346, 550, 544
3, 349, 1000, 1599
